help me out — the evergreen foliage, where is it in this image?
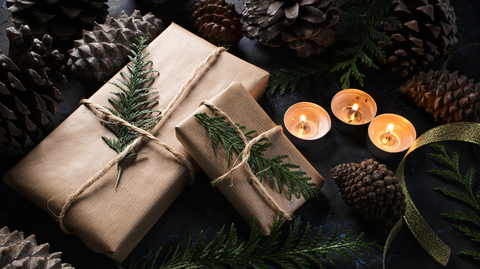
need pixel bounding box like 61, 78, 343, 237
429, 143, 480, 260
268, 0, 401, 95
102, 36, 161, 188
128, 214, 382, 269
194, 113, 320, 200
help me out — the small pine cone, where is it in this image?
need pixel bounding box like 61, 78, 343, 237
67, 10, 164, 86
0, 226, 74, 269
242, 0, 343, 57
397, 69, 480, 123
191, 0, 243, 47
1, 25, 66, 157
379, 0, 458, 77
6, 0, 109, 42
331, 159, 406, 233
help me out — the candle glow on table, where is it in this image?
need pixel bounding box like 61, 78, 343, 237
284, 102, 330, 148
331, 89, 377, 134
368, 114, 416, 157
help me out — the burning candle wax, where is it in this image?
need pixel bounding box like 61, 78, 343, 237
368, 114, 416, 154
331, 89, 377, 134
284, 102, 330, 142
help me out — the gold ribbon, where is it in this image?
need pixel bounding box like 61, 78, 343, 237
384, 122, 480, 267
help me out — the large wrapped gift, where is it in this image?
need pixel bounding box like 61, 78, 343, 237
176, 82, 325, 235
3, 23, 269, 262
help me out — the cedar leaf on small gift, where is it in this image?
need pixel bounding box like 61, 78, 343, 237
429, 142, 480, 260
128, 213, 383, 269
194, 113, 320, 200
102, 36, 161, 189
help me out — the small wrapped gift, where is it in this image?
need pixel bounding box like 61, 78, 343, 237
3, 23, 269, 262
176, 82, 325, 235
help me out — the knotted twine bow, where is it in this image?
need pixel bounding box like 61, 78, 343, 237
57, 47, 227, 234
383, 122, 480, 268
200, 100, 293, 221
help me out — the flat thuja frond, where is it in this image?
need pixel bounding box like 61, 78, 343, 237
332, 0, 399, 89
194, 113, 320, 200
267, 0, 400, 95
429, 142, 480, 260
101, 36, 161, 188
128, 214, 383, 269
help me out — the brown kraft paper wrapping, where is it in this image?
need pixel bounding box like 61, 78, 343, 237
175, 82, 325, 236
2, 23, 269, 262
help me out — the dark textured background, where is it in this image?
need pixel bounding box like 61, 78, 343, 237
1, 0, 480, 268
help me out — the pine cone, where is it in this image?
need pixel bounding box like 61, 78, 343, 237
379, 0, 458, 77
6, 0, 109, 42
67, 10, 164, 86
331, 159, 406, 233
0, 226, 74, 269
1, 25, 66, 157
191, 0, 243, 47
397, 69, 480, 123
242, 0, 343, 57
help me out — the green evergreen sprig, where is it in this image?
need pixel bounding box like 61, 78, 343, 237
128, 214, 383, 269
429, 142, 480, 260
194, 113, 320, 200
268, 0, 401, 95
102, 36, 161, 188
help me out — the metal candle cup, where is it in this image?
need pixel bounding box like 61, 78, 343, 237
366, 114, 416, 161
331, 89, 377, 134
284, 102, 331, 149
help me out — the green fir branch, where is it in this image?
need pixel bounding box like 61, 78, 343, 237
267, 0, 401, 95
194, 113, 320, 200
101, 36, 161, 188
429, 142, 480, 259
128, 214, 383, 269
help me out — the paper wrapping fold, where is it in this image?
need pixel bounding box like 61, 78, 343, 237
3, 23, 269, 262
175, 82, 325, 235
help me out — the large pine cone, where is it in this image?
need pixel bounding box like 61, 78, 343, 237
67, 10, 164, 86
331, 159, 406, 233
1, 25, 66, 157
397, 69, 480, 123
0, 226, 74, 269
379, 0, 458, 77
6, 0, 109, 43
242, 0, 343, 57
192, 0, 243, 47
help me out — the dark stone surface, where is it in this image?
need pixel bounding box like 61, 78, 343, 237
1, 0, 480, 268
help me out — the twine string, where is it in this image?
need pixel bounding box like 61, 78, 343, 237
57, 47, 227, 234
200, 100, 292, 221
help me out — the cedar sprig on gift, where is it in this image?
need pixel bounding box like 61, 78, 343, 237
195, 113, 319, 200
128, 213, 382, 269
429, 142, 480, 260
102, 36, 161, 188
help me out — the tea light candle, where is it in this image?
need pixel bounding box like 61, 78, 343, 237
331, 89, 377, 134
367, 114, 416, 161
284, 102, 331, 149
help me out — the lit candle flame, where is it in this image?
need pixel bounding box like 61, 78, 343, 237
350, 104, 359, 121
386, 124, 394, 135
299, 115, 306, 135
300, 115, 306, 123
382, 124, 394, 144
